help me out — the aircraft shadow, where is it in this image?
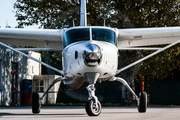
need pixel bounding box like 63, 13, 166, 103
102, 112, 137, 114
0, 113, 86, 117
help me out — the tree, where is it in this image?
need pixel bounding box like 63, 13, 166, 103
15, 25, 24, 28
14, 0, 80, 29
5, 21, 11, 28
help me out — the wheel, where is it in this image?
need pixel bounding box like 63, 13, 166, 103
138, 91, 147, 113
85, 99, 102, 116
31, 92, 41, 114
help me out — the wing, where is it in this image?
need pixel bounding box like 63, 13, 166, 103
118, 27, 180, 47
0, 28, 63, 49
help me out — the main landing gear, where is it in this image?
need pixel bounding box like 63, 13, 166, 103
32, 92, 41, 113
138, 91, 147, 112
31, 77, 62, 114
112, 77, 147, 113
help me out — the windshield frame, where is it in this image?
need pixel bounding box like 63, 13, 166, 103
63, 28, 90, 48
63, 27, 117, 48
91, 28, 117, 46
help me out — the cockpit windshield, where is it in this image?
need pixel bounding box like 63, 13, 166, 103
63, 27, 117, 48
63, 28, 90, 47
92, 28, 117, 46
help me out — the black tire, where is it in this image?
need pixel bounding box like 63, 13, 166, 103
85, 99, 101, 116
32, 92, 41, 114
138, 91, 147, 113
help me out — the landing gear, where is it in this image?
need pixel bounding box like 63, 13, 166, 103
138, 91, 147, 113
31, 77, 62, 114
31, 92, 41, 113
112, 77, 148, 113
84, 72, 102, 116
85, 99, 101, 116
85, 84, 102, 116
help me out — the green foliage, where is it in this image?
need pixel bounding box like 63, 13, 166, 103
5, 21, 11, 28
15, 25, 24, 28
14, 0, 180, 28
41, 51, 62, 75
14, 0, 80, 28
139, 44, 180, 80
113, 0, 180, 28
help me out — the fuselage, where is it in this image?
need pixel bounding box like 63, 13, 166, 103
62, 26, 118, 82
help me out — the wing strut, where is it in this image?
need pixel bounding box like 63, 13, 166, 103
116, 40, 180, 75
0, 42, 64, 75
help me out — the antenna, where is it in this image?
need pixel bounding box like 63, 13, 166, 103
73, 19, 75, 27
104, 19, 106, 26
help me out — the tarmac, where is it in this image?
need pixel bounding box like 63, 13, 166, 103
0, 106, 180, 120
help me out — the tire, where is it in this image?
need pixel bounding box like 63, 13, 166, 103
32, 92, 41, 114
85, 99, 101, 116
138, 91, 147, 113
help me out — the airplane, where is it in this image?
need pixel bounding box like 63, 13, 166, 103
0, 0, 180, 116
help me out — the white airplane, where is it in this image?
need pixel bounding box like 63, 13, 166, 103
0, 0, 180, 116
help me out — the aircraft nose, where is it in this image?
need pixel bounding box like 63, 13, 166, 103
84, 44, 102, 67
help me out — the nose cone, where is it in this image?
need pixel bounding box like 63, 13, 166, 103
84, 44, 102, 67
84, 44, 101, 60
85, 44, 100, 53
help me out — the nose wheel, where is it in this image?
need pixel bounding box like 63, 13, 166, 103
85, 99, 102, 116
85, 83, 101, 116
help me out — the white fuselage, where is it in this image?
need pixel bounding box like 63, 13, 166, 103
63, 40, 118, 81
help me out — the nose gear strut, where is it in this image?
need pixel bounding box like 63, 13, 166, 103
86, 84, 101, 116
85, 72, 101, 116
86, 84, 98, 108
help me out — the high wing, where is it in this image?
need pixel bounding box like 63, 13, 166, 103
116, 26, 180, 75
1, 27, 180, 49
117, 27, 180, 47
0, 28, 63, 49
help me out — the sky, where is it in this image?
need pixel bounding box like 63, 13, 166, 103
0, 0, 18, 28
0, 0, 39, 29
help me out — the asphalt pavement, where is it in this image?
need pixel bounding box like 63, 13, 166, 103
0, 106, 180, 120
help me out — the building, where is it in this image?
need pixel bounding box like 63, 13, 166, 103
0, 44, 41, 106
